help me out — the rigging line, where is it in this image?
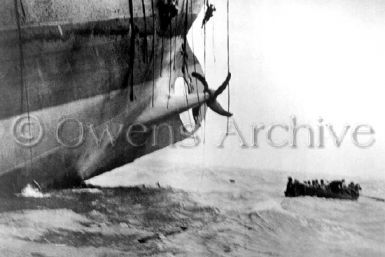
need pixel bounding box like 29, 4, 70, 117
202, 0, 207, 144
200, 119, 207, 183
226, 0, 230, 73
212, 0, 216, 63
141, 0, 148, 63
183, 0, 190, 106
203, 0, 207, 74
160, 37, 164, 77
128, 0, 135, 101
226, 0, 231, 133
151, 0, 155, 107
173, 17, 177, 71
197, 0, 207, 196
184, 0, 189, 60
183, 78, 193, 126
190, 0, 200, 104
167, 22, 173, 109
14, 0, 33, 169
182, 0, 188, 70
174, 1, 184, 73
180, 0, 192, 112
173, 1, 182, 73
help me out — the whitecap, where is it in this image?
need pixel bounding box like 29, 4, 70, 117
20, 184, 50, 198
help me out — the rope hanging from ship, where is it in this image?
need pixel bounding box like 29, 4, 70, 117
203, 0, 208, 144
167, 21, 173, 108
141, 0, 149, 63
182, 0, 194, 107
203, 0, 207, 75
189, 0, 200, 106
226, 0, 231, 133
128, 0, 136, 101
182, 0, 194, 126
181, 0, 190, 87
151, 0, 156, 107
211, 0, 216, 63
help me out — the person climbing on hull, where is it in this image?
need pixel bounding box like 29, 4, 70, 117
201, 2, 216, 28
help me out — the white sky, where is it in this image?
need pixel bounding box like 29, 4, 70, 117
137, 0, 385, 180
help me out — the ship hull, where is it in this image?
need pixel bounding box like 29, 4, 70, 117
0, 0, 205, 194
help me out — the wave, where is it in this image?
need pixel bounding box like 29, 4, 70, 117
0, 166, 383, 257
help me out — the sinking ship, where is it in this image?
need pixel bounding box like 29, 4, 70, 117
0, 0, 231, 194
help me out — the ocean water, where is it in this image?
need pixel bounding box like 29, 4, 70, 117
0, 163, 384, 257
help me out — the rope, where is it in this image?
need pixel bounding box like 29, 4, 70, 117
183, 0, 190, 105
128, 0, 135, 101
167, 22, 173, 109
226, 0, 230, 74
202, 0, 208, 144
173, 21, 177, 71
141, 0, 148, 63
160, 37, 164, 76
212, 9, 216, 63
182, 0, 189, 73
226, 0, 231, 133
203, 0, 207, 74
183, 78, 194, 127
362, 195, 385, 202
190, 0, 200, 104
151, 0, 155, 107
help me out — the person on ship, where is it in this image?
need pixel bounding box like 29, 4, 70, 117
329, 179, 345, 193
202, 2, 216, 28
320, 179, 326, 190
285, 177, 294, 196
